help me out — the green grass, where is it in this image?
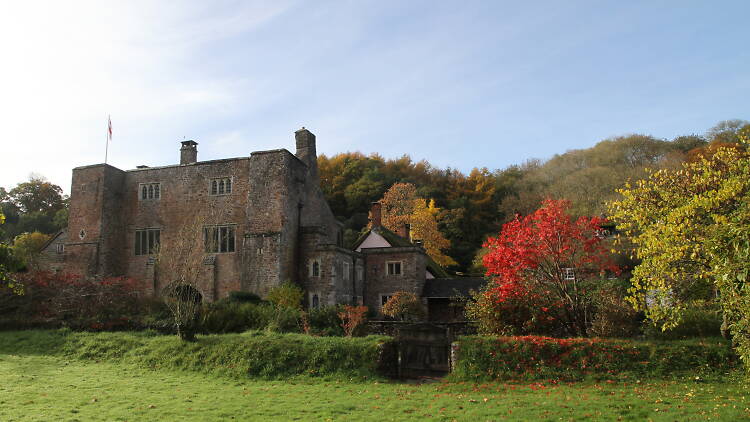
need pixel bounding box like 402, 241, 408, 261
1, 354, 748, 421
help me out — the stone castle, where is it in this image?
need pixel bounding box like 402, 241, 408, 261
41, 128, 482, 317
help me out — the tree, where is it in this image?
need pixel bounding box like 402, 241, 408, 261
12, 231, 51, 270
381, 291, 425, 321
154, 213, 209, 341
483, 199, 618, 336
379, 183, 457, 267
8, 176, 65, 214
608, 129, 750, 340
0, 211, 24, 296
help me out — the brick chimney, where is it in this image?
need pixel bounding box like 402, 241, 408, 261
295, 127, 318, 180
397, 223, 410, 239
370, 202, 382, 228
180, 140, 198, 165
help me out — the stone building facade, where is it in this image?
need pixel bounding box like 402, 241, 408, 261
42, 128, 482, 318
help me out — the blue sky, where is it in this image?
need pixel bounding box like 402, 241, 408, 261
0, 1, 748, 194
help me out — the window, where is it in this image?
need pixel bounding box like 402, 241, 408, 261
56, 243, 64, 254
356, 267, 363, 282
309, 260, 321, 277
210, 177, 232, 195
343, 262, 350, 281
563, 267, 576, 281
204, 225, 236, 253
380, 294, 393, 308
311, 293, 320, 309
139, 183, 161, 200
135, 228, 161, 255
386, 261, 402, 276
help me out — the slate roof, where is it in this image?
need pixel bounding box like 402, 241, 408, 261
422, 277, 487, 298
352, 225, 450, 278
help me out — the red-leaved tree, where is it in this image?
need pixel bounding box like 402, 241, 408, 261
482, 199, 618, 336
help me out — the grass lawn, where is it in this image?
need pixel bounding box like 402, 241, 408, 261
1, 354, 748, 421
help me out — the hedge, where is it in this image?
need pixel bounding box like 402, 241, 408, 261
0, 329, 395, 380
452, 335, 737, 381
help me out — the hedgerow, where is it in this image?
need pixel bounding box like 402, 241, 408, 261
452, 335, 737, 381
0, 329, 394, 380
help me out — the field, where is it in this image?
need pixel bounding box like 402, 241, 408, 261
1, 353, 749, 421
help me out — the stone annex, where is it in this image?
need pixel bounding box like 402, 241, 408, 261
40, 128, 483, 319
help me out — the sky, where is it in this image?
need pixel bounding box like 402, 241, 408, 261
0, 0, 748, 194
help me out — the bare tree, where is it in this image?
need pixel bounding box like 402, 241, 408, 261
154, 212, 211, 341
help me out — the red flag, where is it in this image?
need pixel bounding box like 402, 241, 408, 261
108, 116, 113, 141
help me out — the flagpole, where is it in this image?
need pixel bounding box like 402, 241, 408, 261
105, 114, 110, 164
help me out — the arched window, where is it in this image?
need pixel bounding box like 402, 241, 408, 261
310, 260, 320, 277
225, 179, 231, 193
312, 294, 319, 309
218, 180, 225, 194
211, 180, 217, 195
142, 186, 147, 199
148, 185, 154, 199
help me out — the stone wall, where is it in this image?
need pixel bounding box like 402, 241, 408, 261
361, 246, 427, 313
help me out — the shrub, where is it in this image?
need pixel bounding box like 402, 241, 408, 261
267, 281, 304, 309
0, 330, 395, 380
338, 305, 368, 337
644, 301, 722, 340
228, 291, 262, 304
308, 305, 345, 336
1, 271, 144, 331
452, 335, 737, 381
589, 285, 642, 338
465, 284, 563, 337
381, 292, 425, 321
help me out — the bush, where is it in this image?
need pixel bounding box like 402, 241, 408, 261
589, 286, 642, 338
0, 271, 145, 331
465, 284, 562, 337
267, 281, 304, 309
381, 292, 425, 321
228, 291, 262, 304
644, 301, 723, 340
0, 329, 395, 380
200, 301, 303, 334
308, 306, 345, 336
452, 335, 737, 381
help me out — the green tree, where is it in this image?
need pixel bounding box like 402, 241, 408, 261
608, 128, 750, 373
12, 231, 51, 270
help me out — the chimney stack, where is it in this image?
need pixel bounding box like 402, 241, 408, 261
370, 202, 382, 228
295, 127, 318, 180
180, 140, 198, 165
397, 223, 410, 239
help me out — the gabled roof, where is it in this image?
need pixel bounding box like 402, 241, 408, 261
422, 277, 487, 298
40, 229, 66, 252
352, 225, 450, 278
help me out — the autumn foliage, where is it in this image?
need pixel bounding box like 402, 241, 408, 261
338, 305, 368, 337
481, 199, 618, 336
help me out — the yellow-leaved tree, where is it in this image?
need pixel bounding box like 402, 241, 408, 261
379, 183, 457, 267
609, 124, 750, 375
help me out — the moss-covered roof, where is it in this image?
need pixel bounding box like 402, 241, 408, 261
352, 226, 451, 278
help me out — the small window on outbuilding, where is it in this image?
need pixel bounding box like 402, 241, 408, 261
386, 261, 402, 276
563, 267, 576, 281
343, 262, 350, 281
56, 243, 65, 254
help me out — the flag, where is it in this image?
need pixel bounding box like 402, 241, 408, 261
108, 116, 113, 141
